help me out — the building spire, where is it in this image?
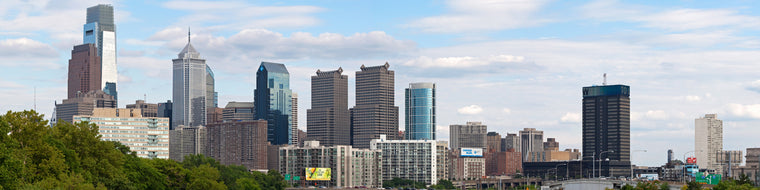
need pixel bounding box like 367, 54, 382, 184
188, 27, 191, 44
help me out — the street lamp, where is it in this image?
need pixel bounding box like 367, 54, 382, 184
631, 150, 647, 179
599, 150, 614, 178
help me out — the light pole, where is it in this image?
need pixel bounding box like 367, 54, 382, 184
599, 150, 614, 178
631, 150, 647, 179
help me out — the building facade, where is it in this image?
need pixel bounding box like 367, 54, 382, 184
157, 100, 172, 129
405, 82, 436, 140
451, 156, 486, 180
695, 114, 723, 172
67, 44, 101, 99
126, 100, 158, 117
83, 4, 117, 99
436, 141, 449, 181
169, 125, 206, 162
502, 133, 520, 152
254, 62, 293, 145
292, 93, 298, 146
74, 108, 169, 159
544, 138, 559, 151
485, 151, 523, 176
279, 141, 382, 188
172, 38, 208, 128
450, 122, 488, 151
221, 101, 254, 122
486, 132, 501, 153
526, 149, 581, 162
582, 84, 631, 177
520, 128, 544, 161
205, 120, 268, 170
370, 135, 440, 185
307, 68, 350, 146
350, 63, 399, 149
55, 90, 116, 123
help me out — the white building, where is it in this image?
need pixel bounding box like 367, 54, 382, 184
695, 114, 723, 172
370, 135, 445, 185
74, 108, 169, 159
279, 141, 382, 188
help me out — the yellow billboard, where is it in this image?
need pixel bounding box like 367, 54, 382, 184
305, 168, 331, 181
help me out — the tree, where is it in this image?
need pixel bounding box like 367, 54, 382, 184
684, 180, 702, 190
235, 178, 261, 190
188, 164, 226, 190
430, 179, 455, 189
659, 181, 670, 190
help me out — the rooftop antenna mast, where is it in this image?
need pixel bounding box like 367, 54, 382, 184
188, 27, 191, 44
603, 73, 607, 85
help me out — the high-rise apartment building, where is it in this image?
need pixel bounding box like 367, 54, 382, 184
695, 114, 723, 172
221, 102, 254, 122
172, 36, 209, 128
67, 44, 101, 99
486, 132, 502, 153
126, 100, 158, 117
279, 141, 382, 188
502, 133, 520, 152
74, 108, 169, 159
351, 63, 399, 149
307, 68, 350, 146
450, 122, 488, 151
405, 82, 436, 140
169, 125, 206, 162
436, 141, 450, 180
55, 90, 116, 123
84, 4, 117, 100
582, 84, 631, 177
520, 128, 544, 161
254, 62, 293, 145
205, 120, 268, 170
291, 93, 298, 145
370, 135, 443, 185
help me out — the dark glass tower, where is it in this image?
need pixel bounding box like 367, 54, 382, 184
254, 62, 293, 145
582, 84, 631, 177
307, 68, 350, 146
405, 82, 436, 140
350, 63, 399, 148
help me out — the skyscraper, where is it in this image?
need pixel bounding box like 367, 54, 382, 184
307, 68, 350, 146
67, 44, 101, 99
582, 84, 631, 177
206, 66, 217, 108
351, 63, 399, 148
172, 34, 207, 128
84, 4, 117, 100
291, 93, 298, 145
519, 128, 543, 161
450, 122, 487, 151
695, 114, 723, 172
158, 100, 173, 129
486, 132, 501, 153
405, 82, 436, 140
502, 133, 520, 152
254, 62, 293, 145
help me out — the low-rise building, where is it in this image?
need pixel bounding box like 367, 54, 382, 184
74, 107, 169, 159
450, 148, 486, 180
370, 135, 441, 185
526, 149, 581, 162
279, 141, 381, 188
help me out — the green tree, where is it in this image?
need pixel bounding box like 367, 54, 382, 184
188, 164, 226, 190
147, 158, 190, 189
685, 180, 702, 190
430, 179, 456, 189
235, 178, 261, 190
660, 181, 670, 190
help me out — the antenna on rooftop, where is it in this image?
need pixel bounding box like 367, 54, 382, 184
188, 27, 191, 44
603, 73, 607, 85
144, 94, 147, 102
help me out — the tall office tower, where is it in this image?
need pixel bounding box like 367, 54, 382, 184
169, 125, 206, 162
205, 120, 268, 170
126, 100, 158, 117
307, 68, 350, 146
502, 133, 520, 152
67, 44, 101, 99
543, 138, 559, 151
254, 62, 293, 145
291, 93, 298, 146
74, 108, 170, 159
172, 34, 207, 128
449, 122, 488, 151
158, 100, 173, 129
55, 90, 116, 123
695, 114, 723, 172
667, 149, 673, 164
519, 128, 544, 161
351, 63, 399, 148
582, 84, 631, 177
206, 66, 217, 108
405, 82, 436, 140
486, 132, 502, 153
221, 102, 254, 122
83, 4, 117, 100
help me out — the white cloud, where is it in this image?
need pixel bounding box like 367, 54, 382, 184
407, 0, 551, 33
503, 108, 512, 114
162, 0, 324, 30
685, 95, 701, 102
746, 80, 760, 93
644, 110, 669, 120
726, 104, 760, 119
458, 105, 483, 115
560, 112, 581, 123
635, 9, 760, 31
0, 38, 57, 58
404, 54, 524, 68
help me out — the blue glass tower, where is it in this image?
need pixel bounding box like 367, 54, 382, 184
254, 62, 293, 145
405, 82, 436, 140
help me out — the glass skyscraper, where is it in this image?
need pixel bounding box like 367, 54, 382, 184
254, 62, 293, 145
172, 37, 208, 128
83, 4, 117, 101
405, 82, 436, 140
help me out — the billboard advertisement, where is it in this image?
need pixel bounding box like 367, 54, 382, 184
687, 157, 697, 164
305, 168, 331, 181
696, 172, 721, 185
460, 148, 483, 157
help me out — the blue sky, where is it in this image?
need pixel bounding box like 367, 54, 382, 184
3, 0, 760, 167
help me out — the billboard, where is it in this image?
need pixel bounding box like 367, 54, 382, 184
696, 172, 721, 185
460, 148, 483, 157
305, 168, 331, 181
686, 157, 697, 164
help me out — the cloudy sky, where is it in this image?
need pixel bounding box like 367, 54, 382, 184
3, 0, 760, 166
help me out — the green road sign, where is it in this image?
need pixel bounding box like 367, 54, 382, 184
284, 174, 291, 181
294, 176, 300, 180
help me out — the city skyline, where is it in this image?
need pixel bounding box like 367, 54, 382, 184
3, 0, 760, 167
